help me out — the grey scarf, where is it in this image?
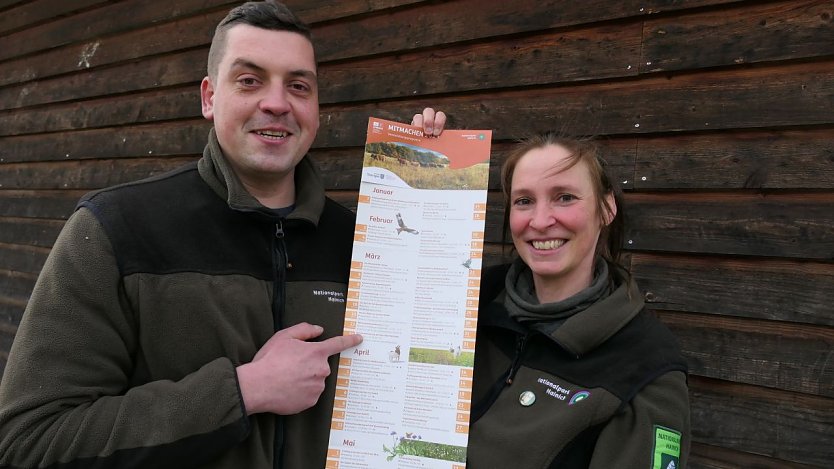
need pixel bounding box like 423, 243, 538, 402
504, 256, 611, 323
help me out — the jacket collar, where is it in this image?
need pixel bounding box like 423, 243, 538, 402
197, 128, 326, 225
533, 267, 644, 357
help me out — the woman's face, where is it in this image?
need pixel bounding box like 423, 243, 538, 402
508, 144, 614, 302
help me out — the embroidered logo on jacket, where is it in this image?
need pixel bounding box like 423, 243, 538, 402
652, 425, 681, 469
536, 378, 590, 405
312, 289, 345, 303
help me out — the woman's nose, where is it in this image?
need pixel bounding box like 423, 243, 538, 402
528, 206, 554, 230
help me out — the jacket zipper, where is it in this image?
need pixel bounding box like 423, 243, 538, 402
470, 331, 531, 424
505, 332, 530, 385
272, 221, 288, 330
272, 220, 289, 469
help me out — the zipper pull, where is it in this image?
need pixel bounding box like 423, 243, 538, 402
275, 221, 291, 269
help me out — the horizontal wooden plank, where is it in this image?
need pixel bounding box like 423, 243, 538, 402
286, 0, 423, 25
0, 217, 65, 248
0, 0, 26, 12
633, 253, 834, 325
0, 120, 209, 163
0, 156, 199, 190
311, 0, 744, 63
0, 242, 50, 275
0, 270, 35, 325
0, 0, 108, 36
689, 376, 834, 466
625, 193, 834, 259
316, 61, 834, 147
658, 310, 834, 396
690, 442, 820, 469
5, 60, 832, 142
643, 0, 834, 72
318, 22, 642, 104
0, 10, 221, 89
0, 0, 234, 63
0, 324, 15, 365
0, 190, 85, 219
633, 128, 834, 190
0, 48, 205, 112
0, 89, 204, 147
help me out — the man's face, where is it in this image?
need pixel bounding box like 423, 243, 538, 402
200, 25, 320, 189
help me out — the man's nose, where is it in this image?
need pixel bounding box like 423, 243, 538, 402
259, 86, 291, 114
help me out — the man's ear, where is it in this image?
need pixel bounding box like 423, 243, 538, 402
200, 77, 215, 120
603, 191, 617, 226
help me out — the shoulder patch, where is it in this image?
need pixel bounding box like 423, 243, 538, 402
652, 425, 681, 469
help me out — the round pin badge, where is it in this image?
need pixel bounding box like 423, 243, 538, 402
519, 391, 536, 407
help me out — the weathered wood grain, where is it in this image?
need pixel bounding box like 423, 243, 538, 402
0, 49, 206, 111
657, 310, 834, 396
0, 190, 85, 219
0, 11, 222, 88
0, 270, 35, 325
0, 0, 108, 36
643, 0, 834, 72
625, 193, 834, 259
311, 0, 745, 63
5, 60, 832, 140
316, 61, 834, 147
0, 121, 209, 162
0, 217, 65, 248
634, 253, 834, 325
285, 0, 423, 25
0, 0, 235, 62
0, 242, 50, 275
0, 157, 199, 190
632, 128, 834, 190
0, 86, 202, 134
689, 376, 834, 466
317, 23, 642, 104
690, 442, 820, 469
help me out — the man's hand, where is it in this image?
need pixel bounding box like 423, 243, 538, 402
236, 322, 363, 415
412, 107, 447, 137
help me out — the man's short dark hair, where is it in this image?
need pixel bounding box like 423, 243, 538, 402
206, 0, 313, 79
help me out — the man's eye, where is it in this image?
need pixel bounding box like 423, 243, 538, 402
239, 77, 258, 86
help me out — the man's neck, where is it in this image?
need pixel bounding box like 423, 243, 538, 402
242, 174, 296, 209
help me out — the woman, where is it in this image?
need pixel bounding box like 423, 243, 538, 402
467, 132, 690, 468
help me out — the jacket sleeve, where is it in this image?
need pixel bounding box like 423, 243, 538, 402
589, 370, 691, 469
0, 208, 250, 469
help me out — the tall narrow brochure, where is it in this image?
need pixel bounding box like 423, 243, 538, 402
326, 118, 492, 468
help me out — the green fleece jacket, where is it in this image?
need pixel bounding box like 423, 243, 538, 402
0, 130, 356, 468
467, 261, 690, 469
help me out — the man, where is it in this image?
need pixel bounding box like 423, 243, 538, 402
0, 1, 445, 467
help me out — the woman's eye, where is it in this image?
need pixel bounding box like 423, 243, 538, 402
513, 197, 532, 206
558, 194, 577, 203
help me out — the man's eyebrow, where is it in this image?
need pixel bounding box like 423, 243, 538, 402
229, 58, 266, 74
228, 58, 317, 82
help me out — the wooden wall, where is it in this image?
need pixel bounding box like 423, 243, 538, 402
1, 0, 832, 466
